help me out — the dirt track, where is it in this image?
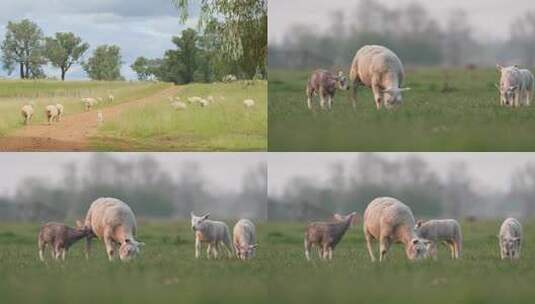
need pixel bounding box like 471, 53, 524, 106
0, 86, 179, 151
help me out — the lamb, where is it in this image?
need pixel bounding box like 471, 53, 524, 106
108, 94, 115, 103
83, 197, 145, 262
55, 104, 64, 122
415, 219, 462, 260
497, 65, 523, 107
207, 96, 215, 103
363, 197, 429, 262
243, 99, 255, 108
81, 97, 98, 111
97, 111, 103, 124
199, 99, 209, 107
187, 96, 202, 104
223, 74, 238, 83
306, 69, 349, 110
21, 104, 34, 125
191, 212, 233, 259
499, 217, 522, 260
304, 212, 357, 261
350, 45, 411, 110
171, 101, 187, 110
518, 68, 534, 106
233, 219, 257, 260
38, 221, 91, 262
45, 105, 59, 125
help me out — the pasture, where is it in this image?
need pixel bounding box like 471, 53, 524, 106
93, 81, 267, 151
1, 220, 534, 303
269, 68, 535, 151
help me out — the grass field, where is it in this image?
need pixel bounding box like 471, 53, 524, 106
1, 220, 534, 303
93, 81, 267, 151
269, 68, 535, 151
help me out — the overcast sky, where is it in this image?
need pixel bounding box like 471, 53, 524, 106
0, 0, 199, 80
268, 153, 535, 196
0, 152, 266, 196
269, 0, 534, 44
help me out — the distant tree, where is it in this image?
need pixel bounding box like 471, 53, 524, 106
131, 56, 151, 81
45, 32, 89, 81
156, 28, 201, 84
510, 10, 535, 67
83, 45, 123, 81
444, 9, 473, 66
1, 19, 46, 79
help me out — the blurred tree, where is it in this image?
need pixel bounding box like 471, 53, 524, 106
45, 32, 89, 81
83, 45, 123, 81
510, 10, 535, 67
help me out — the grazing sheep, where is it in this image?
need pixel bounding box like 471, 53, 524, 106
350, 45, 411, 110
187, 96, 202, 104
518, 68, 534, 106
55, 104, 64, 122
415, 219, 462, 260
306, 69, 349, 110
233, 219, 257, 260
171, 101, 187, 110
45, 105, 59, 125
199, 99, 209, 107
38, 221, 91, 262
191, 212, 233, 259
21, 104, 34, 125
499, 217, 522, 260
222, 74, 238, 83
84, 197, 145, 262
363, 197, 429, 262
207, 96, 215, 103
304, 212, 357, 261
97, 111, 103, 124
497, 65, 523, 107
108, 94, 115, 103
81, 97, 98, 111
243, 99, 255, 108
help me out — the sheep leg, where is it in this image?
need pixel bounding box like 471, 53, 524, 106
213, 243, 220, 259
319, 88, 326, 110
365, 230, 376, 262
372, 82, 382, 110
306, 85, 313, 110
61, 248, 67, 261
104, 235, 115, 261
207, 243, 212, 259
327, 95, 333, 111
195, 238, 201, 259
379, 237, 391, 262
222, 241, 233, 258
304, 238, 311, 261
38, 241, 46, 262
328, 247, 333, 260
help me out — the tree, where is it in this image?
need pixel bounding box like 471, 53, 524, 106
510, 10, 535, 67
1, 19, 46, 79
156, 29, 201, 84
82, 45, 123, 81
45, 32, 89, 81
131, 56, 151, 81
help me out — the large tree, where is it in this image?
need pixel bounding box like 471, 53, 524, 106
83, 45, 123, 81
45, 32, 89, 81
1, 19, 46, 79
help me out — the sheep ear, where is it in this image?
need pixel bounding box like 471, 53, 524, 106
497, 64, 503, 71
137, 242, 146, 247
202, 213, 210, 219
412, 239, 419, 245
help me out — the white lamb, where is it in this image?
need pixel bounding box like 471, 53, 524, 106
83, 197, 145, 262
243, 99, 255, 108
108, 94, 115, 103
363, 197, 429, 262
21, 104, 34, 125
171, 101, 187, 110
191, 212, 233, 259
55, 104, 64, 122
97, 111, 103, 124
81, 97, 98, 111
45, 105, 59, 125
499, 217, 522, 260
187, 96, 202, 104
199, 99, 209, 107
415, 219, 462, 260
350, 45, 410, 110
233, 219, 257, 260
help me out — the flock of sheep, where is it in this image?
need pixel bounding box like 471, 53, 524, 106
306, 44, 534, 110
305, 197, 521, 262
168, 94, 256, 111
20, 93, 114, 126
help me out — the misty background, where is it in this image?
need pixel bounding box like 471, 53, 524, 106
0, 153, 267, 222
268, 0, 535, 69
268, 153, 535, 222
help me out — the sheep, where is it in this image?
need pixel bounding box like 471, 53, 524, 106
83, 197, 145, 262
306, 69, 349, 110
21, 104, 34, 125
497, 65, 524, 107
207, 96, 215, 103
191, 212, 233, 259
45, 105, 59, 125
243, 99, 255, 108
55, 104, 64, 122
415, 219, 462, 260
199, 99, 209, 107
363, 197, 429, 262
350, 45, 411, 110
499, 217, 522, 260
97, 111, 103, 124
171, 101, 187, 110
187, 96, 203, 104
518, 68, 534, 106
108, 94, 115, 103
223, 74, 238, 83
38, 221, 91, 262
233, 219, 257, 260
81, 97, 98, 111
304, 212, 357, 261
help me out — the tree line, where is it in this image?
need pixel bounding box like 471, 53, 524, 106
1, 19, 123, 81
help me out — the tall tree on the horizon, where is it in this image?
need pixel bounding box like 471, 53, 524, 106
45, 32, 89, 81
83, 45, 123, 81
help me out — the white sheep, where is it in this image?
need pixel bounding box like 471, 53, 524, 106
38, 221, 90, 262
497, 65, 523, 107
171, 101, 187, 110
191, 212, 233, 259
233, 219, 257, 260
55, 104, 64, 122
304, 212, 357, 261
363, 197, 429, 262
108, 94, 115, 103
243, 99, 255, 108
499, 217, 522, 260
199, 99, 209, 107
83, 197, 145, 262
222, 74, 238, 83
97, 111, 103, 124
21, 104, 34, 125
415, 219, 462, 260
207, 96, 215, 103
518, 68, 534, 106
187, 96, 203, 104
81, 97, 98, 111
350, 45, 410, 110
45, 105, 59, 125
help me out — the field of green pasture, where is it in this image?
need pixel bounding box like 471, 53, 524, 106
1, 220, 534, 303
93, 81, 267, 151
269, 68, 535, 151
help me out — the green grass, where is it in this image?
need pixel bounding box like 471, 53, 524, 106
1, 220, 535, 303
0, 79, 170, 136
269, 68, 535, 151
93, 81, 267, 151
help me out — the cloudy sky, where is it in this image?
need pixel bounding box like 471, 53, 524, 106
0, 152, 266, 196
268, 153, 535, 196
269, 0, 534, 44
0, 0, 200, 80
